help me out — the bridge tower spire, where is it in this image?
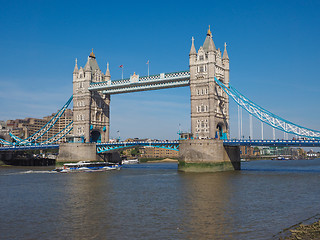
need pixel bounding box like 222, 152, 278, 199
189, 26, 229, 140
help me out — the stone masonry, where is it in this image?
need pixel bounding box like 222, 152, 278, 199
189, 26, 230, 139
72, 50, 111, 143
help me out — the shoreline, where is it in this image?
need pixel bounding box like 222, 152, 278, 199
277, 215, 320, 239
141, 158, 178, 163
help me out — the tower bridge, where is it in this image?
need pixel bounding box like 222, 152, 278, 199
71, 27, 230, 144
1, 26, 319, 172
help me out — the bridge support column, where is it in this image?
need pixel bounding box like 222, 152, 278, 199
178, 139, 240, 172
99, 152, 121, 163
57, 143, 98, 162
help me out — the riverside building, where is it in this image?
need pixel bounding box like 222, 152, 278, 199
5, 109, 73, 144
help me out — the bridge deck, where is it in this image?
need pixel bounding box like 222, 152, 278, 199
1, 140, 319, 152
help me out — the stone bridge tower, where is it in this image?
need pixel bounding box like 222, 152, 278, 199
189, 26, 230, 139
179, 27, 239, 172
72, 50, 110, 143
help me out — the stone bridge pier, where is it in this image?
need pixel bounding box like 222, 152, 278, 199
178, 139, 240, 172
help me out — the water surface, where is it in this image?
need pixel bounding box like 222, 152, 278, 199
1, 159, 320, 239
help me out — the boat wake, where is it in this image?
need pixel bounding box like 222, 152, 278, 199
6, 170, 55, 175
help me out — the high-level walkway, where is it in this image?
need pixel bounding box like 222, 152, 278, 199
88, 71, 190, 94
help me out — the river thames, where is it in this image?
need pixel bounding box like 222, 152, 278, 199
1, 159, 320, 239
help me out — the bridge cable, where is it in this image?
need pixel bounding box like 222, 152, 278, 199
214, 77, 320, 139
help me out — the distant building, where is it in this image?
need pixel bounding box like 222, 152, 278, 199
0, 121, 6, 129
120, 138, 179, 159
307, 149, 318, 158
240, 146, 260, 157
140, 146, 179, 159
4, 109, 73, 143
0, 121, 10, 143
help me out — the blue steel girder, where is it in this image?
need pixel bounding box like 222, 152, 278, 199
223, 139, 320, 147
88, 71, 190, 94
96, 141, 179, 154
214, 77, 320, 139
9, 96, 73, 145
39, 122, 73, 145
0, 138, 13, 146
0, 144, 60, 152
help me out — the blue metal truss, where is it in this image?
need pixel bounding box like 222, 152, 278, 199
7, 96, 73, 145
224, 139, 320, 147
0, 138, 13, 146
214, 77, 320, 139
0, 144, 60, 151
96, 141, 179, 153
39, 122, 73, 145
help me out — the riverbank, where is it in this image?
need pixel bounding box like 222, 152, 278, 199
139, 158, 178, 163
278, 216, 320, 239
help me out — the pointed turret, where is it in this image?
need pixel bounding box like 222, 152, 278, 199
73, 58, 79, 81
89, 48, 96, 59
84, 49, 100, 73
203, 25, 216, 52
85, 56, 91, 72
105, 62, 111, 81
189, 36, 196, 55
73, 58, 78, 73
222, 42, 229, 60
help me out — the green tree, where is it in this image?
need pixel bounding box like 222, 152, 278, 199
131, 147, 140, 156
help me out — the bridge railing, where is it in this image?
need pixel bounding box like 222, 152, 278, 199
96, 140, 179, 153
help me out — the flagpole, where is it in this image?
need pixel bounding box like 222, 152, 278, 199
122, 66, 123, 80
147, 60, 149, 77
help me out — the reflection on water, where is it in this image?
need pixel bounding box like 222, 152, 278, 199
180, 172, 237, 239
61, 173, 113, 239
1, 159, 320, 239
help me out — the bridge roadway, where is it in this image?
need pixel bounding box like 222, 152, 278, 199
0, 144, 60, 151
0, 140, 319, 153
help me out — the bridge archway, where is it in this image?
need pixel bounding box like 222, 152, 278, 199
216, 122, 227, 140
90, 130, 101, 143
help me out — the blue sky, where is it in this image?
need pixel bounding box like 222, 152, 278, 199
0, 0, 319, 140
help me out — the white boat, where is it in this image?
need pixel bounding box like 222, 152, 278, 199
121, 159, 139, 164
53, 161, 121, 173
